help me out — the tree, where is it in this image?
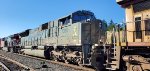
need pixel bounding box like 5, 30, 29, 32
107, 20, 116, 31
101, 20, 107, 31
120, 23, 125, 31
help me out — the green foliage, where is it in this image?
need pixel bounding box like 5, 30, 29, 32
101, 19, 125, 31
107, 20, 116, 31
119, 24, 125, 31
102, 20, 107, 28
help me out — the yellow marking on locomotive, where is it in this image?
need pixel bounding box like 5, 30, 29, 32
73, 26, 77, 36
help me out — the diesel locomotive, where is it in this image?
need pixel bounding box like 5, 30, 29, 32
0, 10, 107, 70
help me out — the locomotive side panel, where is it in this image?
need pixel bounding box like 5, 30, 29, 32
90, 20, 103, 44
81, 20, 102, 45
57, 22, 81, 46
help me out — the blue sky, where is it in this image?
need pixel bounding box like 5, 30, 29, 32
0, 0, 124, 38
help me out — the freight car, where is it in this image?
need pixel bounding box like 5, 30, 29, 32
91, 0, 150, 70
108, 0, 150, 71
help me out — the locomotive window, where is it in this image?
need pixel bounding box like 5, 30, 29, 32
135, 17, 142, 39
42, 23, 48, 30
59, 16, 71, 26
145, 19, 150, 35
72, 11, 96, 23
72, 15, 94, 23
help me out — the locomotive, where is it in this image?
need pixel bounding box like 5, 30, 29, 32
0, 10, 107, 70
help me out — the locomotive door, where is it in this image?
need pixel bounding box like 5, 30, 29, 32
134, 16, 142, 42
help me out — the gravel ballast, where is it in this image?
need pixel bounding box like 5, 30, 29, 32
0, 50, 86, 71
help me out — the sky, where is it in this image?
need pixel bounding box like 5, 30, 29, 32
0, 0, 124, 38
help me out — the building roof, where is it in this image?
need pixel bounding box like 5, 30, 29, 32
117, 0, 147, 8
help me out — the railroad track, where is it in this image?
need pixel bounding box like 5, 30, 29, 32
0, 50, 95, 71
0, 54, 34, 71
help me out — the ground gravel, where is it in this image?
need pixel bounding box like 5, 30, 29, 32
0, 50, 82, 71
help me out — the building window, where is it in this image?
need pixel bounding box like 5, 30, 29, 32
135, 17, 142, 39
145, 19, 150, 35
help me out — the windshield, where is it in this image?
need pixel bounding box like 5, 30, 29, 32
72, 10, 96, 23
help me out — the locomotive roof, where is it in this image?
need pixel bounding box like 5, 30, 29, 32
2, 10, 96, 39
57, 10, 95, 20
19, 29, 31, 37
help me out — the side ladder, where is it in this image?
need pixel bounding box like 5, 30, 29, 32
106, 28, 121, 70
